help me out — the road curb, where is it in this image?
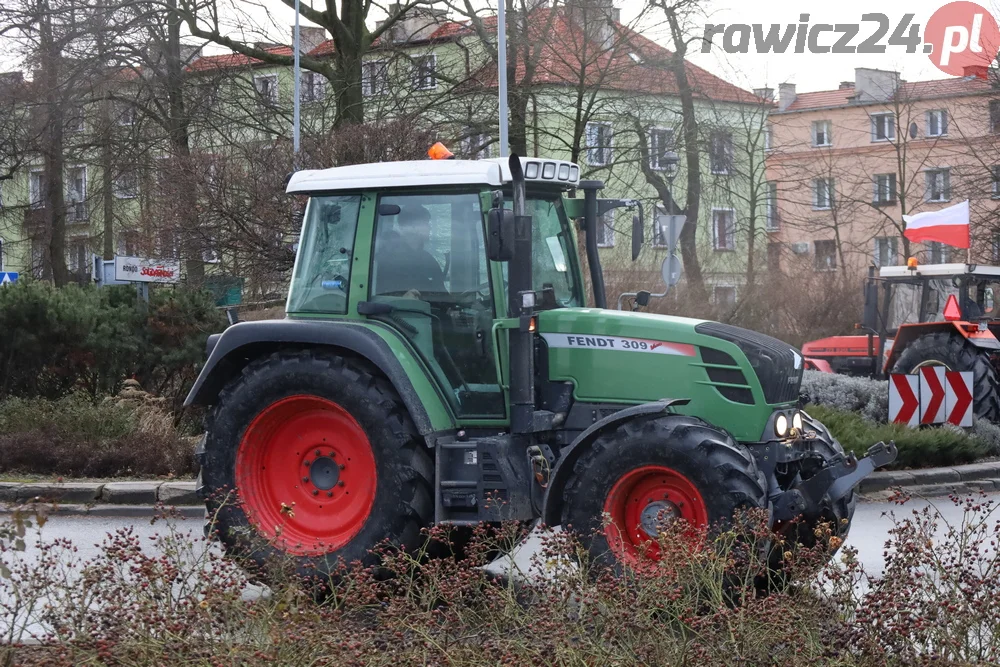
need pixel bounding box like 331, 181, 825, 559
859, 460, 1000, 493
0, 480, 199, 506
0, 503, 205, 518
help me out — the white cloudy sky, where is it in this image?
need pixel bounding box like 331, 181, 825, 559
1, 0, 995, 93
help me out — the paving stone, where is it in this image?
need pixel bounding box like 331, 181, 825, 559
0, 483, 23, 502
859, 471, 916, 493
158, 481, 199, 506
101, 481, 161, 504
17, 482, 102, 503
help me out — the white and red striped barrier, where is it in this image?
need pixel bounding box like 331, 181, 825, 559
889, 370, 973, 427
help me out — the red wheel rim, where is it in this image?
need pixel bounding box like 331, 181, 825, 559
235, 395, 377, 556
602, 465, 708, 564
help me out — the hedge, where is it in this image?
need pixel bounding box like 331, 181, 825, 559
0, 280, 225, 406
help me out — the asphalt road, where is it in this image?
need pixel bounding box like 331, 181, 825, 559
9, 492, 994, 579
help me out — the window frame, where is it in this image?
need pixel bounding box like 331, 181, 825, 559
713, 285, 737, 307
765, 181, 779, 231
29, 168, 46, 209
813, 177, 834, 210
596, 209, 615, 247
926, 109, 948, 137
253, 74, 279, 108
925, 167, 951, 203
299, 71, 326, 103
874, 236, 898, 267
993, 165, 1000, 199
648, 127, 675, 170
709, 129, 733, 175
362, 59, 389, 96
411, 54, 437, 90
712, 207, 736, 252
585, 121, 613, 167
811, 120, 832, 147
814, 239, 837, 271
113, 170, 139, 199
873, 172, 897, 205
871, 112, 896, 142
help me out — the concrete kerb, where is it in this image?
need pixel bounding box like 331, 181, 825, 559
1, 462, 998, 512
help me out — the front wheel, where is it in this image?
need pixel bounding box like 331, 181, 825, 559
560, 415, 768, 570
201, 351, 433, 580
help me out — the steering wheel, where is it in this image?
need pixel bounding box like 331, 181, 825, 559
457, 281, 493, 304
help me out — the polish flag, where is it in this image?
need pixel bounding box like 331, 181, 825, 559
902, 200, 970, 249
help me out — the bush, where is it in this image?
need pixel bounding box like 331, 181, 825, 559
0, 394, 196, 478
805, 403, 988, 469
0, 280, 225, 406
800, 370, 889, 423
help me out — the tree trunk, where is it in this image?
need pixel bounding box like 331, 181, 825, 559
39, 5, 68, 286
664, 6, 706, 301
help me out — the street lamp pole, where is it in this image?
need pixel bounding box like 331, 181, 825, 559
292, 0, 301, 161
497, 0, 509, 157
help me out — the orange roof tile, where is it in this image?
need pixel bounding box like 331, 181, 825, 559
782, 75, 994, 111
188, 45, 294, 72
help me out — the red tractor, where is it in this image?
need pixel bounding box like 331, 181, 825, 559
802, 262, 1000, 421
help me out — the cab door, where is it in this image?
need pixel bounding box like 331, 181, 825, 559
368, 191, 505, 419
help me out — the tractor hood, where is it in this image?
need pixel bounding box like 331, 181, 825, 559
535, 308, 804, 442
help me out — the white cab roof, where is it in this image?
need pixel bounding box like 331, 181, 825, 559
879, 263, 1000, 278
286, 157, 581, 194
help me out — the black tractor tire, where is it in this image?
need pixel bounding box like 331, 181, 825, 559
891, 332, 1000, 422
201, 350, 433, 581
560, 414, 768, 571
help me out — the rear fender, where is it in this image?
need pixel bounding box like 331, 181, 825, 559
885, 321, 1000, 372
540, 399, 690, 526
183, 319, 449, 436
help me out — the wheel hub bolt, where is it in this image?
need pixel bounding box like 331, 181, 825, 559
339, 464, 345, 471
302, 477, 309, 483
338, 480, 345, 487
312, 490, 319, 496
304, 460, 311, 466
316, 449, 322, 456
327, 491, 333, 497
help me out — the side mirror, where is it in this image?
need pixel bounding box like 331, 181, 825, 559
631, 213, 643, 261
487, 208, 515, 261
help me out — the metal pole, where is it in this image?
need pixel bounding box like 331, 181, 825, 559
497, 0, 509, 157
292, 0, 301, 158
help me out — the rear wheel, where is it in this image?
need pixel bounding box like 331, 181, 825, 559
891, 332, 1000, 422
560, 415, 768, 570
201, 351, 433, 580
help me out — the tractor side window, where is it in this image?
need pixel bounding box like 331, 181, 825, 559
501, 196, 582, 308
370, 193, 504, 418
287, 195, 362, 314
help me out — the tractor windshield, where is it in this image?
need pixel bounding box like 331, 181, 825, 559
502, 195, 583, 308
287, 195, 362, 314
884, 278, 959, 330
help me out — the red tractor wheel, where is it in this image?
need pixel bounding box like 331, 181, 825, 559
561, 415, 767, 571
201, 351, 433, 579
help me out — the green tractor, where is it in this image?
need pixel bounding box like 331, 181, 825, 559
186, 155, 895, 573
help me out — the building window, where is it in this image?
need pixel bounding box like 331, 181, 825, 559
254, 74, 278, 107
115, 102, 136, 126
585, 122, 613, 166
67, 238, 90, 277
993, 166, 1000, 198
813, 177, 834, 209
300, 71, 326, 103
114, 170, 139, 199
712, 208, 735, 251
767, 242, 782, 272
765, 181, 779, 231
926, 168, 951, 202
713, 285, 737, 307
0, 180, 3, 209
991, 100, 1000, 133
764, 124, 773, 151
29, 169, 46, 209
927, 109, 947, 137
0, 238, 5, 271
411, 54, 437, 90
648, 127, 675, 170
362, 60, 388, 96
814, 239, 837, 271
463, 132, 492, 159
871, 112, 895, 141
928, 241, 951, 263
812, 120, 832, 146
874, 173, 897, 205
993, 233, 1000, 263
66, 106, 84, 133
596, 210, 614, 247
709, 130, 732, 174
874, 236, 898, 267
118, 231, 140, 256
66, 166, 87, 221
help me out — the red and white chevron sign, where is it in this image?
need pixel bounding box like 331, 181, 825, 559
889, 370, 974, 427
889, 374, 920, 426
919, 366, 946, 424
945, 371, 973, 427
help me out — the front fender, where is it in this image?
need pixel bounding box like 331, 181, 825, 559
540, 399, 690, 526
183, 319, 452, 436
886, 321, 1000, 372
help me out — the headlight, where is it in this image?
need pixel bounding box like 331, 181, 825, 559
775, 414, 789, 437
792, 412, 803, 432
